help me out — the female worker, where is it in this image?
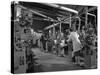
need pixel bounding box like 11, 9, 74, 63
67, 28, 82, 65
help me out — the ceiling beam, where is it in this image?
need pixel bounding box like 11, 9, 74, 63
17, 5, 56, 22
88, 6, 97, 12
79, 6, 97, 16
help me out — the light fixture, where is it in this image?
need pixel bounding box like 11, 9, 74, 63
14, 1, 19, 4
43, 3, 78, 14
60, 6, 78, 14
43, 3, 59, 8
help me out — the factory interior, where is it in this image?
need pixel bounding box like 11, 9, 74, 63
11, 1, 97, 73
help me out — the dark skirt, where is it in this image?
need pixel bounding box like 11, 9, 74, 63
74, 50, 84, 57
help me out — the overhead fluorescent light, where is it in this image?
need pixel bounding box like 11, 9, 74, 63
43, 3, 78, 14
60, 6, 78, 14
43, 3, 59, 8
14, 1, 19, 4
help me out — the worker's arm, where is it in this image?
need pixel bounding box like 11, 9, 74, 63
66, 34, 72, 42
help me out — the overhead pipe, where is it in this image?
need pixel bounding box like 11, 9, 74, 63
44, 15, 77, 30
87, 13, 96, 17
76, 16, 81, 31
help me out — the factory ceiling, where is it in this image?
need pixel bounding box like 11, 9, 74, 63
18, 1, 97, 31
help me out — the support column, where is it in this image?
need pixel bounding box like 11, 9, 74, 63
85, 7, 88, 27
53, 24, 55, 39
70, 14, 72, 28
59, 21, 62, 41
60, 22, 61, 34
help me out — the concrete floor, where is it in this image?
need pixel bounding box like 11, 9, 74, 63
31, 48, 83, 72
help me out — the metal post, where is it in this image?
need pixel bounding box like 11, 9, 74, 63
78, 17, 81, 32
59, 21, 62, 41
85, 7, 88, 27
53, 24, 55, 39
57, 18, 62, 39
60, 22, 61, 34
70, 14, 72, 28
